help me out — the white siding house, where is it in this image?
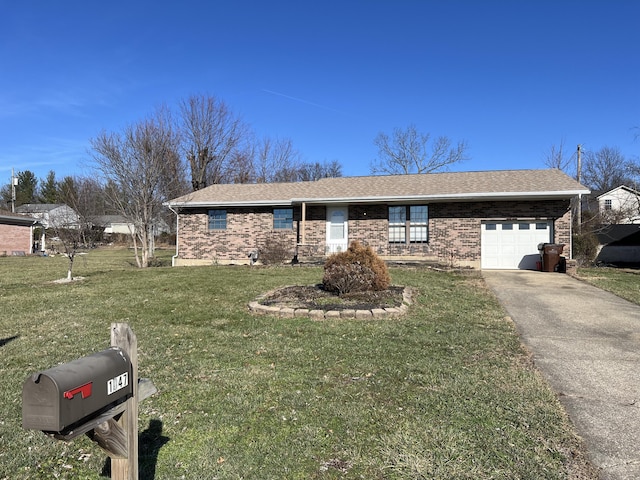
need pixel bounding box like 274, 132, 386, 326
15, 204, 80, 229
596, 186, 640, 224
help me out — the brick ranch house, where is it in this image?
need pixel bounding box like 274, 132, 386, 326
0, 210, 40, 256
165, 169, 589, 270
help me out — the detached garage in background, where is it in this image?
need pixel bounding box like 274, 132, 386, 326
166, 169, 589, 270
0, 211, 40, 256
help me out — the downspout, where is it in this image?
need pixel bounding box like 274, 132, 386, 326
168, 204, 179, 267
569, 204, 573, 260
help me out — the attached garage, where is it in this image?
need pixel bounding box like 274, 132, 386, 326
481, 221, 552, 270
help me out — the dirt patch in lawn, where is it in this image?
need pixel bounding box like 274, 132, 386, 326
258, 284, 407, 311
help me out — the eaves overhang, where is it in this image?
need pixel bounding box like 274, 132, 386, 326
596, 185, 639, 199
291, 189, 591, 204
0, 214, 41, 226
165, 189, 590, 209
164, 199, 293, 208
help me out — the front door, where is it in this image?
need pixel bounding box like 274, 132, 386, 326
326, 206, 348, 254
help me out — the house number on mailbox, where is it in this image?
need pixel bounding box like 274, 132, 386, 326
107, 372, 129, 395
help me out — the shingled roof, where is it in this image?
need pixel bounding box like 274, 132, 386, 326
167, 169, 589, 207
0, 210, 39, 226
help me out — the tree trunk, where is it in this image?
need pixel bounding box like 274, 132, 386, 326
67, 255, 74, 281
132, 233, 142, 268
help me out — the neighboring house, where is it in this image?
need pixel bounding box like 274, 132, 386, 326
166, 169, 589, 270
581, 186, 640, 265
15, 204, 80, 229
0, 210, 40, 255
595, 224, 640, 266
596, 186, 640, 224
93, 215, 171, 239
93, 215, 135, 236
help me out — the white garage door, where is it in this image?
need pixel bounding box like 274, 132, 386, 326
481, 221, 551, 270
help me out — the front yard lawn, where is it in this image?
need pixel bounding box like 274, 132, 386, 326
0, 250, 594, 479
577, 267, 640, 305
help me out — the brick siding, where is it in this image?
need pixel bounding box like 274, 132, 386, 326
0, 224, 32, 255
176, 199, 572, 267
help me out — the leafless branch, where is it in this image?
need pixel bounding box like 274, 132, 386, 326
371, 124, 468, 175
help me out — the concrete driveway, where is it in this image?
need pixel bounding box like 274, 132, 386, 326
483, 270, 640, 480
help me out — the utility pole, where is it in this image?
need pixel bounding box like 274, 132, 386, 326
576, 145, 582, 234
11, 168, 18, 213
576, 145, 582, 184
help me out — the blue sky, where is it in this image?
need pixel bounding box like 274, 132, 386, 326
1, 1, 639, 184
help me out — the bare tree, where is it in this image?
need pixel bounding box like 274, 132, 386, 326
240, 136, 342, 183
582, 146, 636, 192
56, 175, 106, 280
179, 94, 248, 190
297, 160, 343, 181
227, 145, 256, 184
59, 175, 107, 236
371, 124, 469, 175
543, 139, 576, 178
91, 108, 181, 267
254, 137, 303, 183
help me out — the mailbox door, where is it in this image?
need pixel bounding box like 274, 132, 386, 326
22, 375, 60, 431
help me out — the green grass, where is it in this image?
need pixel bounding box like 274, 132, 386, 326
577, 267, 640, 305
0, 250, 593, 479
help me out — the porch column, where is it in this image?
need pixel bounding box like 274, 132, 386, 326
300, 202, 306, 245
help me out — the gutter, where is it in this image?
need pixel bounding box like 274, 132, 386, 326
0, 214, 41, 226
291, 190, 592, 204
165, 199, 293, 208
166, 189, 591, 209
167, 204, 179, 267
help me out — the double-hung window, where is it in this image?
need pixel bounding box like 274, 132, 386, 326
274, 208, 293, 229
208, 209, 227, 230
409, 206, 428, 242
389, 205, 428, 243
388, 206, 406, 243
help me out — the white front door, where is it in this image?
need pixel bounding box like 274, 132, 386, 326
326, 206, 348, 254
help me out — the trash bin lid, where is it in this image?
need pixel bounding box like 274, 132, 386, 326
543, 243, 565, 253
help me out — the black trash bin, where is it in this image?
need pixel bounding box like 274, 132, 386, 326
539, 243, 565, 272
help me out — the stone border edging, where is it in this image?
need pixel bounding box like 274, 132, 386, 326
248, 286, 414, 320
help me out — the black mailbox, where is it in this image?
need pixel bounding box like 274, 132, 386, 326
22, 347, 133, 434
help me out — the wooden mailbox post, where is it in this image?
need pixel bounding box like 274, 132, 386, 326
22, 323, 156, 480
101, 322, 139, 479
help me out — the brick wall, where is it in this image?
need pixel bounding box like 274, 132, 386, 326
178, 207, 299, 262
175, 199, 572, 266
0, 224, 32, 255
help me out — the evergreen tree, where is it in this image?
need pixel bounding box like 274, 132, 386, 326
15, 171, 38, 207
39, 170, 59, 203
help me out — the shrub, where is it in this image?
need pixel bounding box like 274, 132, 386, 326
323, 241, 390, 293
573, 231, 600, 266
323, 263, 377, 295
259, 233, 294, 265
